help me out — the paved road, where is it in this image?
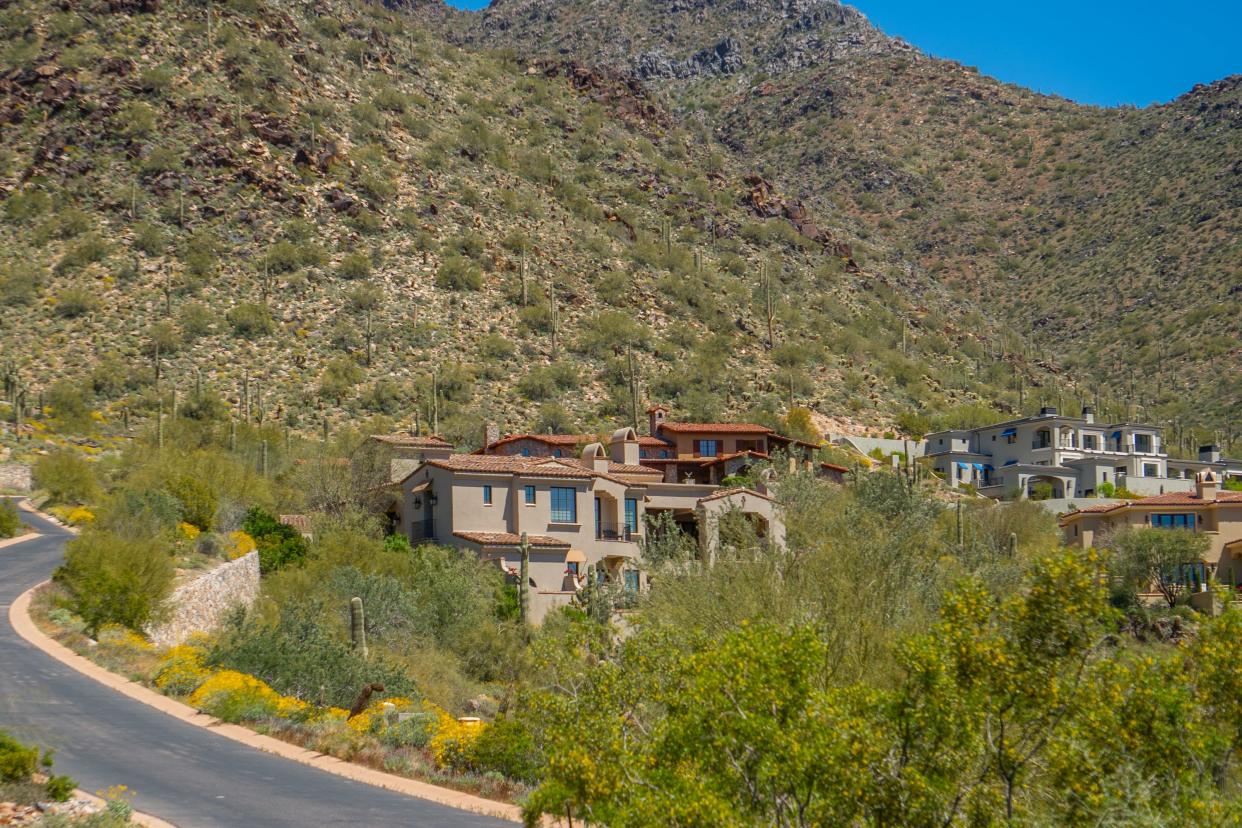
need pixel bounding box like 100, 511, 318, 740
0, 502, 516, 827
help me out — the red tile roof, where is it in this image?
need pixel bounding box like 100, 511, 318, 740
372, 434, 454, 448
426, 455, 594, 477
821, 462, 850, 473
279, 514, 312, 534
483, 433, 670, 451
658, 422, 774, 434
697, 486, 776, 504
1061, 490, 1242, 522
452, 531, 569, 548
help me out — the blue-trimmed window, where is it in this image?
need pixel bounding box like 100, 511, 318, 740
524, 485, 536, 505
623, 569, 640, 592
550, 487, 577, 523
624, 498, 639, 533
696, 439, 719, 457
520, 447, 531, 457
482, 485, 493, 505
1151, 513, 1195, 529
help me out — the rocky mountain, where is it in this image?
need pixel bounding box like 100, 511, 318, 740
448, 0, 1242, 446
0, 0, 1234, 455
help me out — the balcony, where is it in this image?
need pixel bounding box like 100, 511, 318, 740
596, 523, 637, 542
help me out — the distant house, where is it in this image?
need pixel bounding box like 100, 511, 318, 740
1061, 471, 1242, 594
926, 406, 1242, 501
370, 433, 456, 483
397, 428, 784, 622
480, 405, 821, 486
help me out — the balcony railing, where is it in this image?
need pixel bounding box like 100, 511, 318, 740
596, 523, 637, 542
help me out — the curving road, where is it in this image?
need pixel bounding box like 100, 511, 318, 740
0, 501, 516, 827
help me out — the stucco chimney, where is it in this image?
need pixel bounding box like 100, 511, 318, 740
647, 404, 668, 437
583, 442, 610, 473
483, 422, 500, 451
1082, 405, 1095, 424
609, 428, 640, 466
1196, 470, 1219, 501
1199, 444, 1222, 463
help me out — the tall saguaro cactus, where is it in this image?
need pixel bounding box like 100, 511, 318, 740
519, 533, 531, 628
350, 596, 368, 660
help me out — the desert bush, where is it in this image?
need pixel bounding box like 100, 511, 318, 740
178, 302, 214, 339
226, 302, 275, 338
54, 530, 175, 636
209, 598, 415, 708
436, 255, 482, 291
0, 499, 21, 538
54, 285, 100, 318
242, 507, 308, 573
320, 357, 364, 402
33, 450, 99, 505
337, 251, 372, 280
0, 261, 43, 305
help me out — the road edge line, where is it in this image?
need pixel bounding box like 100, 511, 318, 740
9, 583, 524, 825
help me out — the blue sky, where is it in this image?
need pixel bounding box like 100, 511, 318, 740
443, 1, 1239, 107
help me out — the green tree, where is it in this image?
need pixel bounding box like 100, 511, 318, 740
1110, 526, 1211, 607
33, 450, 99, 505
54, 530, 174, 636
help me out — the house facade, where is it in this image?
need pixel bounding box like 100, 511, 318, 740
1061, 471, 1242, 589
398, 428, 784, 622
926, 406, 1241, 501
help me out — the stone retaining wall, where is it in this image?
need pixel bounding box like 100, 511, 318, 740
0, 463, 32, 493
147, 552, 260, 647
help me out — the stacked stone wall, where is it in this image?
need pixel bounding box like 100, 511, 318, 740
147, 552, 260, 647
0, 464, 32, 492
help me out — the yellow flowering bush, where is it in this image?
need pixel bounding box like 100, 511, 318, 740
428, 702, 486, 771
177, 522, 201, 541
66, 507, 95, 525
225, 531, 256, 560
187, 670, 311, 723
346, 696, 417, 733
154, 644, 210, 695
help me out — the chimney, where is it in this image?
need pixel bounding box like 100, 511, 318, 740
647, 404, 668, 437
609, 428, 639, 466
483, 423, 500, 451
583, 443, 610, 473
1199, 444, 1222, 463
1082, 405, 1095, 424
1196, 470, 1219, 501
1040, 406, 1058, 416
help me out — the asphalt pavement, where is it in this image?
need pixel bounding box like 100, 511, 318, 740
0, 500, 516, 827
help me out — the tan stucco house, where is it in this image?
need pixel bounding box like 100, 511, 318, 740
397, 428, 784, 622
1061, 471, 1242, 588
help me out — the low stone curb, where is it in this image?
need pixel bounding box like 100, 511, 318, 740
0, 531, 38, 550
9, 583, 525, 825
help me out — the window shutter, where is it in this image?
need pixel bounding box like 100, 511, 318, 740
693, 439, 700, 456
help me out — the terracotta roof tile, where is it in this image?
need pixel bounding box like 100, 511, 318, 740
658, 422, 774, 434
697, 486, 776, 505
372, 434, 454, 448
426, 455, 594, 477
484, 433, 670, 450
1061, 490, 1242, 522
279, 514, 312, 533
452, 531, 570, 548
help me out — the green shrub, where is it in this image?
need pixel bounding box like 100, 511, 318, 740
54, 285, 101, 318
54, 530, 174, 636
167, 475, 217, 530
0, 499, 23, 538
469, 715, 541, 783
55, 233, 110, 274
337, 251, 372, 279
0, 729, 38, 782
0, 261, 44, 305
226, 302, 275, 338
436, 255, 482, 291
209, 598, 415, 708
33, 450, 99, 505
242, 507, 308, 572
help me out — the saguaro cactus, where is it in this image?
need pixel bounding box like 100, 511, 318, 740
955, 500, 964, 550
1008, 532, 1018, 558
350, 596, 368, 660
519, 533, 531, 627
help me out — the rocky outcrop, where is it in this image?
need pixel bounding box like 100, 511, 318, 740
147, 552, 260, 648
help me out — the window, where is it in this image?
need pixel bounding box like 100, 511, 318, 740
660, 449, 670, 459
482, 485, 493, 505
520, 447, 531, 457
1151, 514, 1195, 529
696, 439, 719, 457
1135, 434, 1153, 453
524, 485, 536, 505
566, 561, 579, 576
550, 487, 577, 523
623, 569, 640, 592
624, 498, 639, 534
1082, 434, 1098, 450
1144, 463, 1159, 478
553, 449, 563, 458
